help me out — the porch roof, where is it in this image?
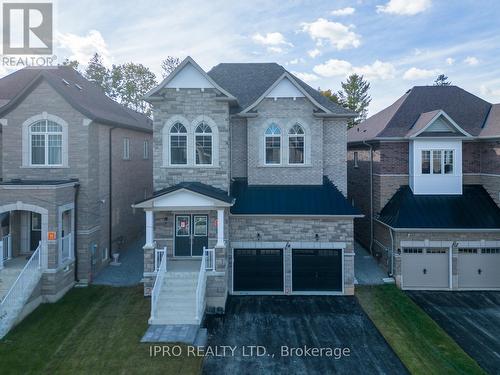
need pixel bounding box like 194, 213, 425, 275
133, 181, 234, 209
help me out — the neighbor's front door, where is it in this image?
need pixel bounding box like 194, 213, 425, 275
174, 214, 208, 257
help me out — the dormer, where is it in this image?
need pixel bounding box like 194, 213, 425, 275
408, 110, 472, 195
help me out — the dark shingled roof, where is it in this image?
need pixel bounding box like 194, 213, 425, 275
0, 66, 152, 132
378, 185, 500, 229
135, 181, 233, 205
349, 86, 493, 142
230, 177, 361, 216
208, 63, 354, 116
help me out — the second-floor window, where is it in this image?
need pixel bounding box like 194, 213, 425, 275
30, 120, 63, 166
288, 124, 305, 164
170, 122, 187, 165
421, 149, 453, 175
195, 122, 212, 165
265, 123, 281, 165
123, 138, 130, 160
143, 140, 149, 160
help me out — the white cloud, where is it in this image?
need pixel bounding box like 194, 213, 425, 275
300, 18, 361, 50
403, 67, 440, 80
308, 48, 321, 58
331, 7, 356, 16
446, 57, 455, 65
252, 32, 293, 47
268, 47, 284, 53
313, 59, 396, 80
480, 84, 500, 98
464, 56, 479, 66
376, 0, 431, 15
56, 30, 112, 67
291, 71, 319, 83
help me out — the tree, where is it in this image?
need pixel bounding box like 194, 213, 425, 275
84, 53, 111, 94
111, 63, 157, 115
338, 74, 371, 128
319, 88, 341, 104
161, 56, 181, 78
61, 58, 80, 71
433, 74, 451, 86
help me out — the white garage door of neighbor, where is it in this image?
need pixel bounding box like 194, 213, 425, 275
402, 247, 449, 289
458, 248, 500, 289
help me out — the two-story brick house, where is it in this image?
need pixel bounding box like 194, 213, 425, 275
347, 85, 500, 290
0, 66, 152, 337
134, 57, 361, 326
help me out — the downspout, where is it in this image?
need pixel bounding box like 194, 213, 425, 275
363, 141, 374, 255
73, 183, 80, 282
109, 126, 117, 260
389, 226, 395, 277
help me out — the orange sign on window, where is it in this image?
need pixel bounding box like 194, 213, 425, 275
48, 231, 56, 241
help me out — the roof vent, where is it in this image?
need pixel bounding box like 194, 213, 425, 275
62, 79, 70, 86
75, 83, 83, 91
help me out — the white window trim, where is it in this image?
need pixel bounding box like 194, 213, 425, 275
287, 123, 305, 165
143, 139, 149, 160
194, 122, 214, 166
264, 123, 282, 165
420, 149, 454, 175
123, 138, 130, 160
22, 112, 69, 168
162, 115, 219, 168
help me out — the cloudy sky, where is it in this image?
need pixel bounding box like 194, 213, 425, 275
19, 0, 500, 114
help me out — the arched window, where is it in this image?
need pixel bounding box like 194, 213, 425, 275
195, 122, 213, 165
265, 123, 281, 165
30, 120, 63, 165
170, 122, 187, 165
288, 124, 305, 164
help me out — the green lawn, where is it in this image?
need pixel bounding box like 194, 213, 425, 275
356, 285, 486, 375
0, 286, 203, 375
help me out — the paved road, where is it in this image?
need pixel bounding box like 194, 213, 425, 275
407, 291, 500, 375
203, 296, 408, 374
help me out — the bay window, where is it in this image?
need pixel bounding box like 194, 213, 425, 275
421, 149, 454, 175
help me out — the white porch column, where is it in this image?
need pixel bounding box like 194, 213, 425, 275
145, 210, 154, 247
216, 209, 224, 248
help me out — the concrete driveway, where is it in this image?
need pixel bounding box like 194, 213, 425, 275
203, 296, 407, 374
407, 291, 500, 375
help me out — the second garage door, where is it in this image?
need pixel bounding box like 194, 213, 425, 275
458, 248, 500, 289
402, 247, 449, 289
292, 249, 342, 292
233, 249, 283, 292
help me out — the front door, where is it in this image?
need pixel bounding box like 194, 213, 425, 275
30, 212, 42, 252
174, 214, 208, 257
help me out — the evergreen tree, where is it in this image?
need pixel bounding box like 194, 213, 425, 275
84, 53, 111, 94
433, 74, 451, 86
338, 74, 371, 128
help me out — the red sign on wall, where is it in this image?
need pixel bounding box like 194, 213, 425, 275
48, 231, 56, 241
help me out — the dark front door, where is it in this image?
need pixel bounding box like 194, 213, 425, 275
292, 249, 342, 292
233, 249, 284, 292
30, 212, 42, 252
174, 214, 208, 257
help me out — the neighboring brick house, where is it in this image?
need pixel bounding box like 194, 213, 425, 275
347, 85, 500, 291
0, 66, 152, 337
133, 57, 360, 326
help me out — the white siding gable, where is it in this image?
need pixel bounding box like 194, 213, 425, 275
266, 77, 305, 98
166, 63, 215, 89
424, 116, 456, 133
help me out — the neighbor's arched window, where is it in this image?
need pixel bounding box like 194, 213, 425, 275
169, 122, 187, 165
265, 123, 281, 165
195, 122, 213, 165
288, 124, 305, 164
30, 120, 63, 166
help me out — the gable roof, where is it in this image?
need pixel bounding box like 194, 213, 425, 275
134, 181, 234, 207
378, 185, 500, 229
406, 110, 472, 138
230, 177, 362, 216
349, 86, 493, 142
144, 56, 236, 101
207, 62, 355, 116
0, 66, 152, 131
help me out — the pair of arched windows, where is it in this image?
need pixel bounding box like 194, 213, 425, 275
264, 123, 305, 165
169, 122, 213, 165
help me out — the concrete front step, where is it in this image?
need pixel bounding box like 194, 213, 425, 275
165, 272, 199, 279
151, 317, 199, 325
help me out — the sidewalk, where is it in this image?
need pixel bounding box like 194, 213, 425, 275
354, 242, 387, 285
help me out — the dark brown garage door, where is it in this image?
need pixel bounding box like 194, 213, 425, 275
292, 249, 342, 292
233, 249, 284, 292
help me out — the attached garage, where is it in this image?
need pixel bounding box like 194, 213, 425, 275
233, 249, 283, 292
401, 247, 450, 289
292, 249, 342, 292
458, 248, 500, 289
